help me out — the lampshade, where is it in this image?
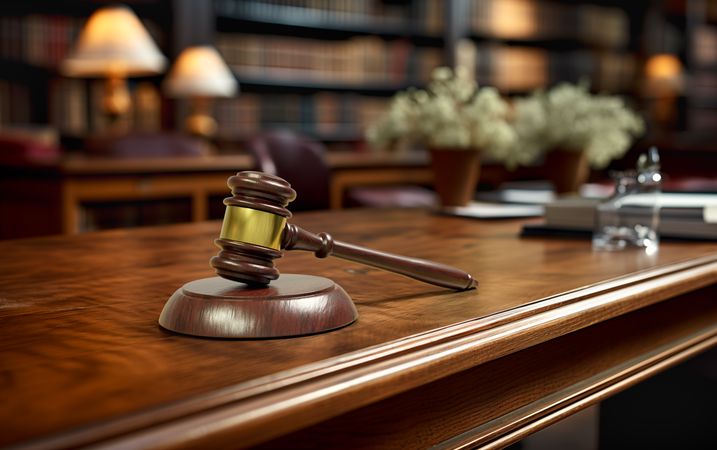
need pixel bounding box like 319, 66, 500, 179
163, 46, 238, 98
62, 5, 166, 77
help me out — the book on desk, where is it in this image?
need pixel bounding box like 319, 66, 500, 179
523, 193, 717, 240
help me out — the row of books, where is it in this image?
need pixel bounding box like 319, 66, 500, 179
216, 33, 442, 85
687, 22, 717, 132
214, 0, 444, 34
693, 26, 717, 67
216, 31, 634, 94
0, 15, 81, 68
592, 52, 636, 93
689, 108, 717, 132
688, 72, 717, 99
471, 0, 629, 49
689, 23, 717, 130
49, 79, 162, 135
0, 80, 31, 126
0, 14, 164, 69
476, 46, 635, 93
476, 46, 548, 92
214, 93, 388, 139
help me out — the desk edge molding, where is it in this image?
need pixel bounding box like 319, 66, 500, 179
16, 255, 717, 450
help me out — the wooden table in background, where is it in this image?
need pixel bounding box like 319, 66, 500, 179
1, 210, 716, 449
0, 151, 431, 238
326, 151, 432, 209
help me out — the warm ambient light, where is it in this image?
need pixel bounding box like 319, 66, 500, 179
644, 53, 683, 126
163, 46, 238, 138
645, 53, 683, 81
62, 5, 166, 122
489, 0, 538, 39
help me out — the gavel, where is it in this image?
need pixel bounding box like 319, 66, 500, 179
210, 171, 476, 290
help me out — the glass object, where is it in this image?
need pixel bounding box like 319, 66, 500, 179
592, 148, 661, 252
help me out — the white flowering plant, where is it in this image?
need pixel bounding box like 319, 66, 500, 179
366, 67, 526, 169
511, 82, 645, 169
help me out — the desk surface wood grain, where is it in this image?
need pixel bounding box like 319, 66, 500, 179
1, 209, 716, 449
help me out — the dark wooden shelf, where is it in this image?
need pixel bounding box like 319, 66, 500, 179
215, 14, 443, 46
692, 62, 717, 72
0, 58, 55, 80
237, 74, 416, 96
687, 97, 717, 109
0, 1, 169, 22
469, 33, 629, 53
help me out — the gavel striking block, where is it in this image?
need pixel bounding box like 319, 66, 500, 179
160, 171, 476, 338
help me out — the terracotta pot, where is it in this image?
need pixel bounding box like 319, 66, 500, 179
429, 148, 481, 207
544, 148, 590, 194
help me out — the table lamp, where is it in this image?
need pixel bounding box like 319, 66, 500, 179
644, 53, 683, 126
163, 46, 238, 138
62, 5, 166, 124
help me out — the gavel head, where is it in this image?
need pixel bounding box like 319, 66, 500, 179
210, 171, 296, 285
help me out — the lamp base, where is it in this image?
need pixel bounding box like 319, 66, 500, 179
103, 76, 130, 116
185, 113, 217, 138
159, 275, 357, 338
185, 97, 217, 138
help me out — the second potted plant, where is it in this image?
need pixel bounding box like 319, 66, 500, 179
511, 82, 645, 193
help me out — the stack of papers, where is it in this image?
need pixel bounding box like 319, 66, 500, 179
445, 183, 551, 219
526, 193, 717, 240
443, 202, 544, 219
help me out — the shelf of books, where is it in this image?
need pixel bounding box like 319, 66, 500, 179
467, 0, 636, 94
215, 91, 389, 143
214, 0, 444, 41
3, 0, 710, 152
211, 0, 641, 143
688, 19, 717, 134
0, 13, 81, 125
213, 0, 446, 146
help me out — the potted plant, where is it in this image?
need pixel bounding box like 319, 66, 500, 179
510, 82, 645, 193
366, 67, 519, 206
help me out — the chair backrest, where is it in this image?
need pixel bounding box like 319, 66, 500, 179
246, 131, 331, 211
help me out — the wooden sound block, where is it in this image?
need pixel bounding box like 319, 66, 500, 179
159, 275, 358, 338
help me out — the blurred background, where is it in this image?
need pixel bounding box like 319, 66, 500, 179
1, 0, 715, 239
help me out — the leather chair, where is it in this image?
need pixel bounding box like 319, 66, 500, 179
246, 130, 331, 211
246, 130, 436, 211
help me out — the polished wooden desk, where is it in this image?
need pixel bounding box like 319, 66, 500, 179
1, 210, 716, 449
0, 152, 431, 237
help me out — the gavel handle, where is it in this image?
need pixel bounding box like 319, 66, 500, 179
282, 224, 477, 291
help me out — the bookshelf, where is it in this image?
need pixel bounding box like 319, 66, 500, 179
0, 0, 693, 145
466, 0, 639, 94
589, 0, 717, 181
209, 0, 649, 147
685, 0, 717, 136
0, 8, 80, 125
2, 1, 714, 142
212, 0, 447, 146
